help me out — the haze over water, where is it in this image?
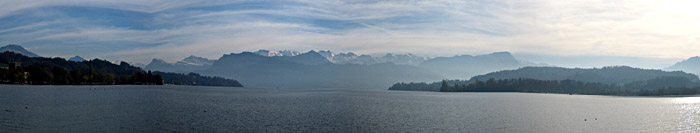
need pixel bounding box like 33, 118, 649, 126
2, 0, 700, 132
1, 85, 698, 132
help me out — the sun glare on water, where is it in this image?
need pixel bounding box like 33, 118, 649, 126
672, 97, 700, 104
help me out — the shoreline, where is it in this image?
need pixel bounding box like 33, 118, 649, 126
3, 84, 697, 97
0, 84, 243, 88
388, 89, 700, 97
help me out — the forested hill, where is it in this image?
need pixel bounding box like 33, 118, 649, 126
439, 76, 700, 95
153, 72, 242, 87
391, 76, 700, 95
389, 80, 469, 92
389, 66, 700, 95
0, 51, 242, 87
469, 66, 699, 85
199, 52, 440, 89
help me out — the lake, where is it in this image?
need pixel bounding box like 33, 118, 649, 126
1, 85, 699, 132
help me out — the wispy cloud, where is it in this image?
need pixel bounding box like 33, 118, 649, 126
0, 0, 698, 66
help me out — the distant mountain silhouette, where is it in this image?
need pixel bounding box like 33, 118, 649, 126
318, 51, 380, 65
255, 50, 426, 65
665, 56, 700, 76
252, 50, 302, 57
377, 53, 427, 65
128, 62, 146, 68
175, 55, 216, 66
470, 66, 699, 85
198, 52, 441, 89
143, 50, 556, 89
275, 50, 332, 65
144, 55, 214, 73
68, 56, 86, 62
0, 44, 39, 57
419, 52, 525, 79
145, 59, 175, 71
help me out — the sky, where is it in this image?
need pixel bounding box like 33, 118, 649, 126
0, 0, 698, 68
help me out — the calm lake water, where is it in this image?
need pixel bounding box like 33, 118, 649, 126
1, 85, 699, 132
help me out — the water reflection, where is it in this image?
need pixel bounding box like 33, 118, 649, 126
670, 97, 700, 132
672, 97, 700, 104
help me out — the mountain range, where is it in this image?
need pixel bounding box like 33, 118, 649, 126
275, 50, 332, 65
142, 50, 540, 89
142, 49, 700, 89
255, 50, 427, 65
665, 56, 700, 76
144, 55, 215, 73
4, 44, 700, 90
196, 52, 441, 89
0, 44, 39, 57
419, 52, 526, 79
147, 50, 535, 78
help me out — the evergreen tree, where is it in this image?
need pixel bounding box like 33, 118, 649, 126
51, 66, 70, 85
440, 80, 450, 92
0, 51, 241, 86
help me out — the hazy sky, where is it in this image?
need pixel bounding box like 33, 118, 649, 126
0, 0, 698, 67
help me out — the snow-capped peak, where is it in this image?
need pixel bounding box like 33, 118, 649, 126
175, 55, 215, 66
250, 49, 426, 65
253, 50, 302, 57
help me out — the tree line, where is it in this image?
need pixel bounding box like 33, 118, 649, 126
638, 87, 700, 96
2, 61, 163, 85
439, 78, 631, 95
0, 51, 242, 87
434, 77, 700, 96
389, 79, 469, 91
154, 72, 243, 87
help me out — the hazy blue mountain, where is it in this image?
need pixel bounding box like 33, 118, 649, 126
0, 44, 40, 57
129, 62, 146, 68
516, 53, 678, 69
274, 50, 332, 65
665, 56, 700, 76
377, 53, 426, 65
144, 59, 176, 71
68, 56, 86, 62
144, 56, 215, 73
470, 66, 699, 85
175, 55, 216, 66
141, 50, 559, 89
356, 55, 377, 64
257, 49, 425, 65
253, 50, 301, 57
330, 52, 360, 64
418, 52, 523, 79
198, 52, 441, 89
518, 60, 551, 67
320, 51, 378, 65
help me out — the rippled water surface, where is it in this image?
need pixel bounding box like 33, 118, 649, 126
1, 85, 699, 132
